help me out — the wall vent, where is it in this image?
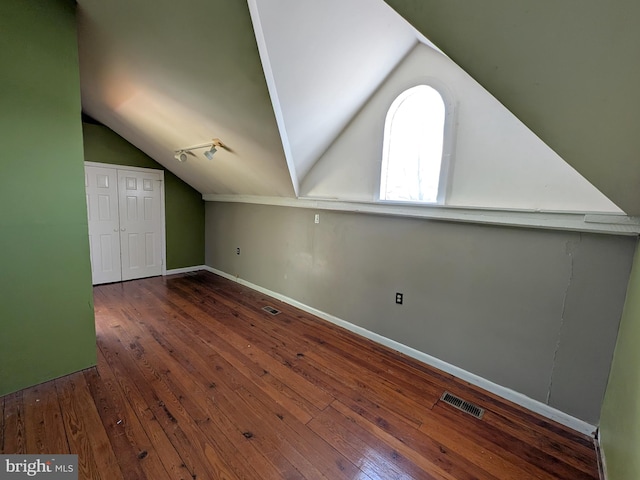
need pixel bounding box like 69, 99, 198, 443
262, 306, 281, 315
440, 391, 484, 419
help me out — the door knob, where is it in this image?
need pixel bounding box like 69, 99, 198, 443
113, 228, 118, 232
120, 227, 126, 232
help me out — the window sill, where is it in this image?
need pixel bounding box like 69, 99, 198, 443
202, 194, 640, 236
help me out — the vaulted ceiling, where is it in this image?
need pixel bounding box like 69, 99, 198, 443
77, 0, 640, 215
78, 0, 418, 198
78, 0, 293, 196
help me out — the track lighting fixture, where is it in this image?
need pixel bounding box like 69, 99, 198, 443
174, 138, 231, 162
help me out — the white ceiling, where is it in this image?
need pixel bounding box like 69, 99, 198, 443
248, 0, 418, 188
77, 0, 419, 198
77, 0, 294, 196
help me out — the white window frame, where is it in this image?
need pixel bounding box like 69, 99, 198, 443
378, 79, 456, 206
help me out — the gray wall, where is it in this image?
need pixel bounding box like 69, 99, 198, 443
205, 201, 635, 424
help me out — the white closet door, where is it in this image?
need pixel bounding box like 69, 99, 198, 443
85, 166, 122, 284
117, 169, 163, 281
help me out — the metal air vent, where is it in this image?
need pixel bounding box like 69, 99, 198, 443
440, 391, 484, 419
262, 306, 281, 315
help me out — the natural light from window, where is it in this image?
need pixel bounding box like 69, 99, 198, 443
380, 85, 446, 203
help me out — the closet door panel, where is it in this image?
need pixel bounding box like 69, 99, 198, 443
85, 166, 122, 284
118, 169, 163, 281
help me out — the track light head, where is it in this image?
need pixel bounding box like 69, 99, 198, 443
204, 146, 217, 160
174, 151, 188, 163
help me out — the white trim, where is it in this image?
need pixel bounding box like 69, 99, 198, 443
84, 162, 168, 277
159, 170, 166, 276
165, 265, 208, 275
246, 0, 300, 196
595, 429, 609, 480
84, 161, 164, 176
202, 264, 597, 436
202, 194, 640, 236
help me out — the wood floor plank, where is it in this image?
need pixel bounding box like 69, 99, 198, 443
168, 277, 443, 429
373, 343, 597, 454
171, 278, 320, 357
95, 311, 258, 480
56, 372, 124, 480
330, 399, 490, 480
312, 330, 446, 402
303, 346, 437, 424
119, 280, 389, 479
308, 406, 433, 480
98, 334, 211, 478
131, 319, 329, 479
238, 385, 366, 480
96, 331, 238, 480
1, 272, 602, 480
140, 301, 320, 426
141, 280, 335, 411
277, 344, 436, 440
108, 301, 299, 480
417, 404, 550, 480
426, 403, 598, 480
3, 390, 26, 454
479, 408, 599, 475
83, 366, 176, 480
81, 366, 147, 480
23, 383, 69, 455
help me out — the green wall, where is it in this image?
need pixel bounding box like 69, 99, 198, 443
0, 0, 96, 396
82, 123, 205, 269
600, 240, 640, 479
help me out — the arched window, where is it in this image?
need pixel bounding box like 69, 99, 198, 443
380, 84, 450, 204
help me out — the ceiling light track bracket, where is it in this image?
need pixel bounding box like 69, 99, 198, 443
174, 138, 229, 162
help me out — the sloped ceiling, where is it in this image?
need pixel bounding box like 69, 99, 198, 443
383, 0, 640, 215
77, 0, 419, 199
248, 0, 418, 184
77, 0, 294, 197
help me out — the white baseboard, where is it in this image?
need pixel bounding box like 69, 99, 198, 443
165, 265, 208, 275
595, 429, 609, 480
201, 265, 597, 437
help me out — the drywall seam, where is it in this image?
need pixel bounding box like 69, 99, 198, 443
201, 265, 597, 436
547, 235, 579, 403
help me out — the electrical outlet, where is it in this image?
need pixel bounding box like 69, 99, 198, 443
314, 213, 320, 224
395, 292, 403, 305
236, 247, 240, 255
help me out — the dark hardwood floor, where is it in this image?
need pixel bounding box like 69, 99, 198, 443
1, 271, 601, 479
